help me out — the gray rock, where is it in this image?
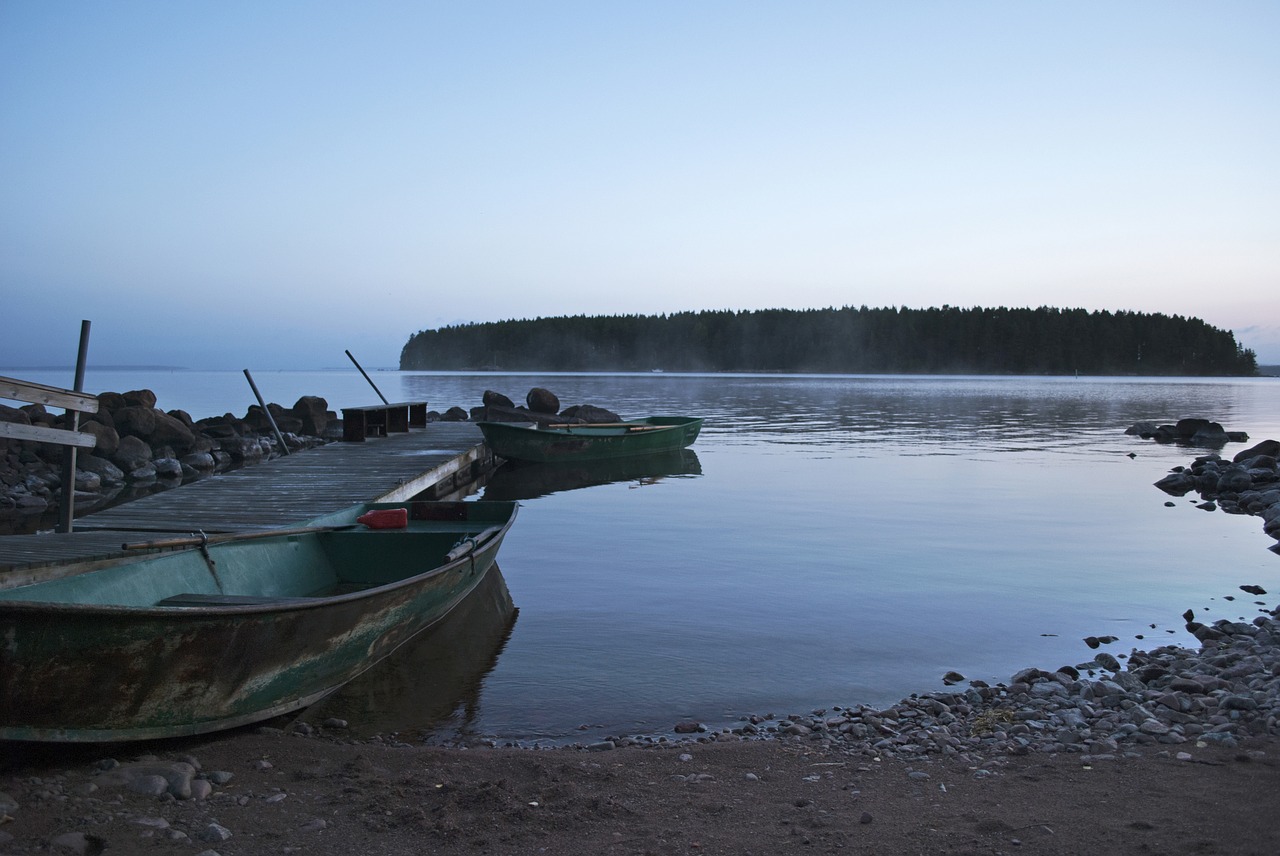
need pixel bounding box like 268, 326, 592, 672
126, 774, 170, 797
50, 831, 104, 855
78, 454, 124, 485
196, 822, 233, 842
153, 457, 183, 479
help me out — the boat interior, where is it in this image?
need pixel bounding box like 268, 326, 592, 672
0, 502, 514, 609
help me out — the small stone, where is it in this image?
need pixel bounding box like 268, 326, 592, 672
196, 823, 233, 843
860, 811, 874, 824
206, 771, 234, 785
130, 816, 170, 829
251, 759, 274, 771
673, 720, 703, 734
299, 818, 328, 832
127, 775, 170, 797
323, 718, 349, 729
907, 771, 931, 780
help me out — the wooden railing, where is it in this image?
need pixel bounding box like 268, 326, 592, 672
1, 374, 100, 532
0, 376, 99, 449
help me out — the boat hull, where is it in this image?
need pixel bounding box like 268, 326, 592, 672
477, 416, 702, 463
0, 500, 517, 742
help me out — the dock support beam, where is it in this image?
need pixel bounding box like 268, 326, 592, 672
57, 320, 92, 534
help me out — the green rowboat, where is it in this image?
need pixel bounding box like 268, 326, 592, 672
477, 416, 702, 464
0, 500, 517, 742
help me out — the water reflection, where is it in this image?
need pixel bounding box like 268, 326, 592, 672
299, 565, 517, 742
480, 449, 703, 501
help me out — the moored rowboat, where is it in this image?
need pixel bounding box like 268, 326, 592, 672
477, 416, 702, 463
0, 500, 517, 742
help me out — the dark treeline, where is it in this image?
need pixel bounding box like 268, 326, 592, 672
400, 306, 1258, 376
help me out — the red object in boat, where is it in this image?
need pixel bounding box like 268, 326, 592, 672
356, 508, 408, 529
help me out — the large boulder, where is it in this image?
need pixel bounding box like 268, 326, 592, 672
1189, 421, 1229, 448
121, 389, 158, 409
526, 387, 560, 414
244, 404, 302, 435
78, 455, 125, 486
1175, 418, 1213, 439
149, 410, 197, 452
290, 396, 330, 436
0, 403, 32, 427
112, 435, 153, 472
1234, 439, 1280, 464
113, 406, 157, 439
78, 421, 120, 457
96, 391, 126, 413
19, 403, 54, 425
483, 390, 515, 409
1154, 471, 1196, 495
195, 415, 242, 440
559, 404, 622, 424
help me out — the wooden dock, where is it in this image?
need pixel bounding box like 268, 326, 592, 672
0, 423, 494, 577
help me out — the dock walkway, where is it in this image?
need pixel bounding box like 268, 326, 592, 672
0, 423, 492, 576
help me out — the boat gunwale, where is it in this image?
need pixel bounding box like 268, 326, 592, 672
0, 504, 519, 616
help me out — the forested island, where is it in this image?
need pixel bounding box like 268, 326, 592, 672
400, 306, 1258, 376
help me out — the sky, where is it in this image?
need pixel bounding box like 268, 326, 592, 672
2, 1, 1277, 370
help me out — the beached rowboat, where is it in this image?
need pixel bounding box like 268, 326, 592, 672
0, 500, 517, 742
477, 416, 702, 463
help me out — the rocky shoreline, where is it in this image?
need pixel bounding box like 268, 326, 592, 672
1, 596, 1276, 855
1, 417, 1279, 854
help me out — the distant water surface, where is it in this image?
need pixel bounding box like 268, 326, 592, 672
7, 369, 1279, 743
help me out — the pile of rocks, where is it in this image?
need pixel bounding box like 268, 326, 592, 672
1125, 417, 1250, 447
464, 387, 622, 425
1153, 438, 1280, 549
0, 389, 336, 526
416, 387, 621, 425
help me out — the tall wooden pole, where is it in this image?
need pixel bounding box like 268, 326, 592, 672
346, 349, 389, 404
57, 320, 92, 533
243, 370, 290, 456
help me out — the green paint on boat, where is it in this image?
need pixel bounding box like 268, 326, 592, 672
0, 500, 517, 742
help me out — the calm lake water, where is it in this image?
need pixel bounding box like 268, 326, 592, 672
9, 369, 1280, 744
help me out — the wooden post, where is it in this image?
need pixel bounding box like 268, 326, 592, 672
345, 349, 389, 404
57, 320, 92, 534
242, 369, 290, 456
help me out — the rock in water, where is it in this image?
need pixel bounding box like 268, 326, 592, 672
526, 387, 560, 414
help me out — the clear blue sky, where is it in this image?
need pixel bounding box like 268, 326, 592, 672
2, 1, 1277, 369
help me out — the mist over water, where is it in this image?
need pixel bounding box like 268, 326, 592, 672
9, 370, 1280, 742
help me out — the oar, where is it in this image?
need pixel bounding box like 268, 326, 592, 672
445, 526, 505, 561
122, 525, 356, 552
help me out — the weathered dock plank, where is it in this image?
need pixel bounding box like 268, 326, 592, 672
0, 423, 491, 575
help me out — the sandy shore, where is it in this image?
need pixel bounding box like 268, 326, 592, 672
2, 727, 1278, 856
